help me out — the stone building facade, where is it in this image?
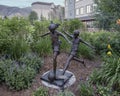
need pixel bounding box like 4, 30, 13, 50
65, 0, 75, 19
31, 2, 64, 21
65, 0, 97, 29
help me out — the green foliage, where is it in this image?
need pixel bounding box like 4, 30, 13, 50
0, 54, 43, 90
31, 38, 52, 56
57, 91, 75, 96
101, 56, 120, 92
91, 32, 111, 54
0, 38, 30, 59
32, 21, 49, 41
78, 82, 95, 96
94, 0, 120, 31
4, 62, 36, 90
0, 17, 31, 59
60, 37, 70, 52
96, 84, 113, 96
0, 17, 30, 35
62, 18, 84, 33
89, 55, 120, 93
110, 32, 120, 56
80, 31, 120, 56
33, 86, 49, 96
8, 38, 30, 59
18, 53, 43, 73
78, 44, 95, 60
0, 60, 5, 82
29, 11, 38, 24
89, 69, 102, 85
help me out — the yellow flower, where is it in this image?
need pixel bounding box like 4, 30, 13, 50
107, 51, 112, 56
107, 44, 111, 49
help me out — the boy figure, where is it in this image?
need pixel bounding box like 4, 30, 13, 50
41, 22, 71, 82
62, 30, 94, 75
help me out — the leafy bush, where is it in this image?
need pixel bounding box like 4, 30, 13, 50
110, 32, 120, 56
90, 32, 111, 54
32, 21, 49, 42
62, 18, 85, 33
60, 38, 70, 52
33, 86, 49, 96
18, 53, 43, 73
4, 61, 36, 90
31, 38, 52, 56
96, 84, 113, 96
89, 69, 102, 85
78, 82, 95, 96
0, 17, 32, 58
101, 56, 120, 92
89, 55, 120, 93
0, 54, 43, 90
0, 60, 5, 82
78, 44, 95, 60
8, 38, 30, 59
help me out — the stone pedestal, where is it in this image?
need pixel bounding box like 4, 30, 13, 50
41, 69, 76, 89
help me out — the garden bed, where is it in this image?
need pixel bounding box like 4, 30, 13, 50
0, 53, 101, 96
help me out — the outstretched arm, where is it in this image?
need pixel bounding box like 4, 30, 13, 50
80, 39, 94, 49
58, 31, 72, 44
40, 32, 50, 37
62, 30, 73, 38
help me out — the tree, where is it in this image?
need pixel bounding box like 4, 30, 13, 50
29, 11, 38, 24
94, 0, 120, 31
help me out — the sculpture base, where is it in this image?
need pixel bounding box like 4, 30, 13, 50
40, 69, 76, 88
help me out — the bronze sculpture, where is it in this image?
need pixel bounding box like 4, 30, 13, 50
40, 22, 71, 82
40, 22, 94, 89
62, 30, 94, 75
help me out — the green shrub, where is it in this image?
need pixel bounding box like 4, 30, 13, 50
32, 21, 49, 42
0, 17, 31, 58
101, 56, 120, 92
78, 82, 95, 96
62, 18, 84, 33
60, 37, 70, 52
4, 61, 36, 90
91, 32, 111, 54
9, 38, 30, 59
33, 86, 49, 96
78, 44, 95, 60
31, 38, 52, 56
0, 60, 5, 82
0, 54, 43, 90
89, 54, 120, 92
110, 32, 120, 56
18, 53, 43, 73
89, 69, 102, 85
96, 84, 113, 96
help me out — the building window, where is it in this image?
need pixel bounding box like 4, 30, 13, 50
86, 5, 91, 13
76, 8, 79, 15
92, 4, 97, 12
80, 7, 84, 14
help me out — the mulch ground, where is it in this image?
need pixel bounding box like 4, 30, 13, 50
0, 53, 101, 96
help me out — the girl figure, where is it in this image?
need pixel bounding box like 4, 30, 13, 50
41, 22, 71, 82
